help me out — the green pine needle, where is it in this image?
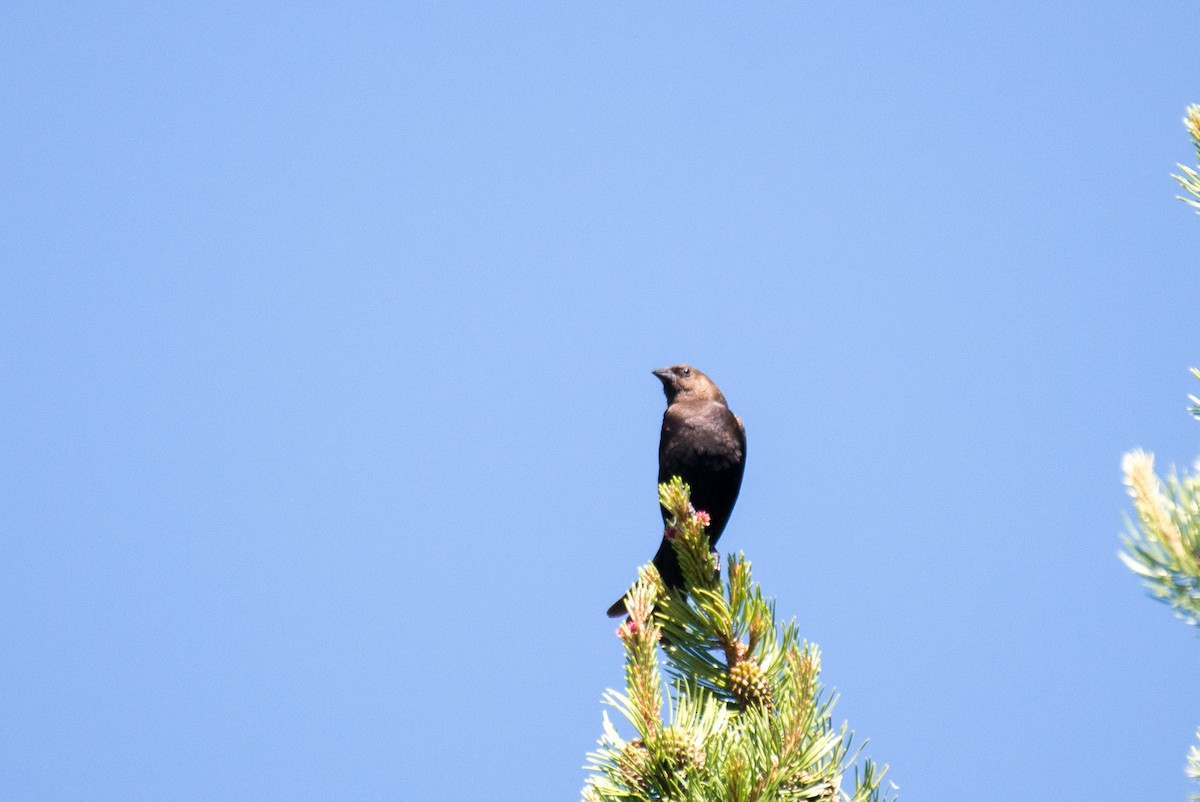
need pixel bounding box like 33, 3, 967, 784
583, 477, 893, 802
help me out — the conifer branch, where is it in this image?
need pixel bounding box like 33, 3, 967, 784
583, 477, 893, 801
1119, 448, 1200, 626
619, 568, 666, 739
1189, 731, 1200, 802
1189, 368, 1200, 421
1119, 367, 1200, 797
1173, 105, 1200, 214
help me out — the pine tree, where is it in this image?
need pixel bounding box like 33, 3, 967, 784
582, 477, 892, 802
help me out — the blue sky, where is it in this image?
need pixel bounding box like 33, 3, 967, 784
3, 3, 1200, 800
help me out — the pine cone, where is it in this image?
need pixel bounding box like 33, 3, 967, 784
620, 729, 705, 790
779, 771, 840, 800
654, 728, 705, 772
729, 659, 773, 710
618, 739, 653, 791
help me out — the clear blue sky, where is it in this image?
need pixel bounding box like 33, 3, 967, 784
3, 4, 1200, 800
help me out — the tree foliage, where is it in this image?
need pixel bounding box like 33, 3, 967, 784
1119, 105, 1200, 797
1120, 369, 1200, 798
1120, 448, 1200, 627
1171, 105, 1200, 214
1173, 104, 1200, 214
582, 477, 891, 802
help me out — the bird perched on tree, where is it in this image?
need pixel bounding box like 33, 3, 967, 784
607, 365, 747, 618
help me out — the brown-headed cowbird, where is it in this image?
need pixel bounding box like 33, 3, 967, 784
607, 365, 747, 617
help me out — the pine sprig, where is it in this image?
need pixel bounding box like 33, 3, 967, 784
658, 477, 723, 596
1119, 450, 1200, 627
617, 568, 666, 739
1173, 105, 1200, 214
583, 477, 893, 802
1119, 367, 1200, 797
1190, 730, 1200, 802
1188, 368, 1200, 421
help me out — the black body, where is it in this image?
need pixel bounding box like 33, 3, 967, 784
607, 365, 746, 617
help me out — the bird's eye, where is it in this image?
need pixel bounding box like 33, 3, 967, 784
681, 367, 691, 376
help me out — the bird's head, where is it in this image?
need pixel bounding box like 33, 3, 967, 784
652, 365, 727, 405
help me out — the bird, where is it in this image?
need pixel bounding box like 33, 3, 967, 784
607, 365, 747, 618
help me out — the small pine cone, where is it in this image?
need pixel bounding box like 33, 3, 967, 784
654, 727, 705, 773
619, 729, 705, 791
729, 659, 773, 710
618, 739, 652, 791
779, 771, 838, 800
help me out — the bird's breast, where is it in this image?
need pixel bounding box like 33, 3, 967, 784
660, 408, 745, 465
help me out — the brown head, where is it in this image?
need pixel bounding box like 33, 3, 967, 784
652, 364, 728, 406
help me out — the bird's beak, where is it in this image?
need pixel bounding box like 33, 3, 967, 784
652, 368, 672, 384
